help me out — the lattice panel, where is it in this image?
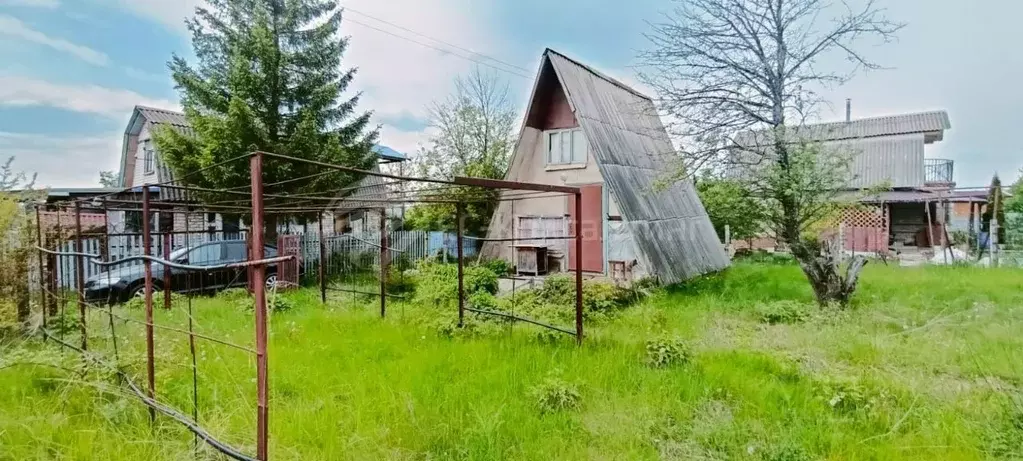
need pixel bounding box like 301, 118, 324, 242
841, 206, 885, 230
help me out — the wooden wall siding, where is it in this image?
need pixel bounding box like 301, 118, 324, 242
542, 82, 577, 130
122, 133, 139, 187
568, 184, 604, 272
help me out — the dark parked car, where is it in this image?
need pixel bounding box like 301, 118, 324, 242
85, 240, 281, 303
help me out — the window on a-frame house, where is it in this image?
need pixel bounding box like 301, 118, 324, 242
546, 128, 587, 165
142, 140, 155, 174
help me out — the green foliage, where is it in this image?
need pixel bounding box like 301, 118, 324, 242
0, 157, 40, 333
696, 174, 766, 242
986, 404, 1023, 459
157, 0, 377, 215
815, 379, 894, 416
479, 258, 513, 277
502, 275, 648, 326
98, 170, 119, 188
236, 292, 295, 313
644, 336, 691, 368
754, 300, 811, 324
6, 263, 1023, 459
530, 373, 582, 414
411, 260, 499, 308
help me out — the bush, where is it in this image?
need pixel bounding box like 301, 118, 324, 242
479, 258, 513, 276
412, 260, 499, 308
236, 293, 295, 313
754, 300, 811, 325
815, 379, 893, 415
645, 336, 692, 368
506, 276, 646, 326
531, 375, 581, 414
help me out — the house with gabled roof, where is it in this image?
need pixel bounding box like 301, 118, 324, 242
481, 49, 729, 283
733, 107, 959, 255
113, 105, 408, 237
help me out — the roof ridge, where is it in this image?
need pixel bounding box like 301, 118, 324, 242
136, 104, 184, 115
814, 110, 948, 126
544, 48, 650, 101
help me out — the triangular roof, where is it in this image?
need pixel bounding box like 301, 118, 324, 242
502, 49, 729, 281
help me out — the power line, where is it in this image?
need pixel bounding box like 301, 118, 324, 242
343, 15, 532, 80
344, 7, 532, 74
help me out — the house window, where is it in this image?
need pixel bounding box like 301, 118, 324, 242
546, 128, 587, 166
142, 140, 155, 174
518, 216, 566, 249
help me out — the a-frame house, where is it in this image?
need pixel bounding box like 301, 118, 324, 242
481, 49, 729, 282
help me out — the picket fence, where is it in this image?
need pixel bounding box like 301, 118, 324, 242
53, 230, 478, 289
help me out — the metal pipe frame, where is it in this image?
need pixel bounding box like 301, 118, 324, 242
74, 202, 86, 351
249, 152, 270, 461
574, 190, 583, 345
142, 185, 156, 423
457, 203, 465, 328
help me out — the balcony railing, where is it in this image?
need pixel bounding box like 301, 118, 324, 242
925, 158, 954, 183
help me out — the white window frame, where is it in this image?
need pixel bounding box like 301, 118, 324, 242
545, 128, 587, 166
142, 139, 155, 174
517, 215, 567, 253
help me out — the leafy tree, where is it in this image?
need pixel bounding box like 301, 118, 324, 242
98, 170, 118, 188
695, 174, 765, 243
640, 0, 901, 306
155, 0, 378, 240
1008, 168, 1023, 215
405, 67, 516, 235
981, 174, 1006, 243
1007, 169, 1023, 247
0, 157, 40, 332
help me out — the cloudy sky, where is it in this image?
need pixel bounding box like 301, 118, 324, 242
0, 0, 1020, 188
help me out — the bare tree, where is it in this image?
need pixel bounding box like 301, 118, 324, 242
407, 66, 517, 235
640, 0, 902, 306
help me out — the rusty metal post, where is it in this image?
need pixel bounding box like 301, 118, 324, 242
163, 211, 172, 311
456, 204, 465, 328
142, 186, 156, 423
249, 152, 269, 461
74, 202, 86, 351
318, 213, 326, 304
574, 191, 583, 345
101, 201, 110, 262
35, 205, 47, 330
379, 208, 387, 318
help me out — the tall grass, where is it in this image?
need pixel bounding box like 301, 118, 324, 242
2, 261, 1022, 460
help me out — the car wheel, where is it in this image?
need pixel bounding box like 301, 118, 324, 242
131, 284, 162, 299
264, 273, 279, 290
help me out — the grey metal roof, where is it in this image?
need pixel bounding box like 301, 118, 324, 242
546, 49, 729, 281
733, 111, 950, 189
137, 106, 190, 129
330, 166, 390, 214
735, 111, 950, 146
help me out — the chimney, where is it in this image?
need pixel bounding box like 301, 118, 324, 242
845, 99, 852, 122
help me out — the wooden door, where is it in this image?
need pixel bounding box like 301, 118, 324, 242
567, 184, 603, 272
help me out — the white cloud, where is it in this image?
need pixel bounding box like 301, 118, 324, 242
109, 0, 525, 157
105, 0, 201, 32
340, 0, 525, 154
0, 75, 179, 118
0, 131, 121, 187
0, 15, 109, 66
0, 0, 59, 8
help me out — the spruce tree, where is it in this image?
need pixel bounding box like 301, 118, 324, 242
155, 0, 378, 235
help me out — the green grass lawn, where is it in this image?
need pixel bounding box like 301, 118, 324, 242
2, 261, 1023, 460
